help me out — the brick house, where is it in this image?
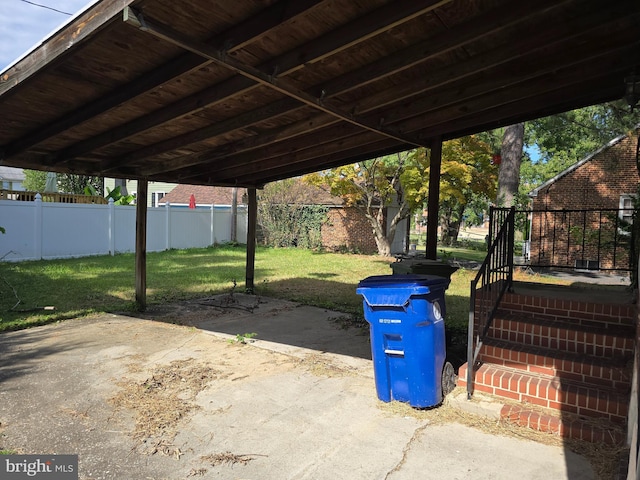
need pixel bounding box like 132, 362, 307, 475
159, 182, 408, 254
527, 128, 639, 270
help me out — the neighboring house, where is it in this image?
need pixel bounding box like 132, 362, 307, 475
299, 182, 407, 255
158, 184, 247, 207
158, 182, 408, 255
527, 128, 639, 270
0, 167, 25, 191
103, 178, 178, 208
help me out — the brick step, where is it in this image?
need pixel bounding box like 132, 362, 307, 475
487, 313, 635, 358
500, 402, 625, 445
480, 338, 633, 392
498, 290, 635, 328
458, 362, 629, 424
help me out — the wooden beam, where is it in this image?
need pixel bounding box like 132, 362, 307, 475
132, 0, 632, 178
124, 8, 426, 149
0, 0, 138, 95
135, 179, 148, 311
106, 0, 564, 171
53, 0, 446, 167
245, 188, 257, 292
2, 0, 324, 158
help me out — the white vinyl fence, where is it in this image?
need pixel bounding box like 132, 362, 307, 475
0, 195, 247, 262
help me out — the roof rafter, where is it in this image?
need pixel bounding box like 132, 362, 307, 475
46, 0, 448, 167
139, 4, 635, 177
2, 0, 326, 158
104, 0, 569, 172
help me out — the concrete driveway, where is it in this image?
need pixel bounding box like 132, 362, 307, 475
0, 294, 595, 479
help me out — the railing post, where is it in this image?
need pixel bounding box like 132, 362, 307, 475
467, 281, 476, 399
508, 206, 515, 291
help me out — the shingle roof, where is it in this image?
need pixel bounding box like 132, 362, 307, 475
158, 184, 247, 205
0, 166, 25, 182
158, 180, 344, 206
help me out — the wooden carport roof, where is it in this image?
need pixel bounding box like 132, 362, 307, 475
1, 0, 639, 188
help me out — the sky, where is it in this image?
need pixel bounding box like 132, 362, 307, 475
0, 0, 94, 71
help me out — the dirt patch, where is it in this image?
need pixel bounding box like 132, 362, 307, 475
110, 358, 222, 457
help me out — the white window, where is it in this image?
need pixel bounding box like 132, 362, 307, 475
152, 191, 165, 207
619, 194, 635, 225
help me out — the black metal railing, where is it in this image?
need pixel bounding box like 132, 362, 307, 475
467, 206, 514, 399
522, 208, 634, 272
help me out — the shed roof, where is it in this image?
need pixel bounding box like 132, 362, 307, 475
1, 0, 639, 188
0, 166, 25, 182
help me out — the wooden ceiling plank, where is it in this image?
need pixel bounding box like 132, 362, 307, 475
375, 39, 640, 128
0, 0, 138, 94
103, 0, 559, 170
320, 0, 572, 98
126, 9, 427, 144
49, 0, 447, 165
177, 131, 391, 182
102, 0, 624, 173
140, 8, 636, 177
3, 0, 325, 159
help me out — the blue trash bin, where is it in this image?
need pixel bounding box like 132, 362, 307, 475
356, 274, 451, 408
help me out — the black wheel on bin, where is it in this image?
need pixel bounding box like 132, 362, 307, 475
442, 361, 456, 397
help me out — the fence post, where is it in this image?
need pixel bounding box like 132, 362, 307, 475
165, 201, 171, 250
108, 198, 115, 255
210, 203, 216, 245
34, 193, 43, 260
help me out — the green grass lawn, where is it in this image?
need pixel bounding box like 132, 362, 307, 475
0, 245, 480, 333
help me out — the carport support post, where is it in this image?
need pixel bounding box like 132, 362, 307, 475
426, 136, 442, 260
245, 187, 257, 293
135, 179, 148, 311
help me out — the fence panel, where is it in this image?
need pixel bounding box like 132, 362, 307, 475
0, 199, 247, 262
0, 201, 36, 260
41, 203, 109, 259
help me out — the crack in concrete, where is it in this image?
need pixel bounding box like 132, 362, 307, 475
384, 421, 430, 479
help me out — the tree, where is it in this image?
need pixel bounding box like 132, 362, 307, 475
22, 170, 104, 195
525, 101, 639, 187
305, 151, 416, 256
22, 170, 47, 192
307, 136, 495, 254
496, 123, 525, 207
404, 136, 495, 245
257, 178, 328, 249
58, 174, 103, 195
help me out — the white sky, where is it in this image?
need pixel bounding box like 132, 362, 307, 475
0, 0, 94, 71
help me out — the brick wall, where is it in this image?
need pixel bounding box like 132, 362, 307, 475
321, 206, 379, 254
532, 132, 639, 211
529, 131, 639, 269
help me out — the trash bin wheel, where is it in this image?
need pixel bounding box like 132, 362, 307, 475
442, 361, 456, 397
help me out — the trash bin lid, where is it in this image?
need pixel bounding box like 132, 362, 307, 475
357, 274, 450, 290
356, 274, 450, 308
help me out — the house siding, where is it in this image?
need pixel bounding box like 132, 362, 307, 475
529, 131, 639, 269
